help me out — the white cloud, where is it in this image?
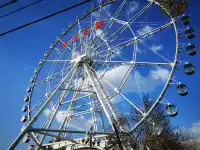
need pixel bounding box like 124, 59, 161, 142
183, 121, 200, 138
100, 65, 170, 95
111, 48, 121, 58
75, 65, 170, 104
44, 109, 51, 116
136, 26, 163, 53
126, 1, 140, 19
43, 109, 99, 130
55, 48, 61, 55
70, 116, 94, 130
150, 67, 169, 81
151, 44, 163, 52
43, 66, 170, 123
137, 25, 153, 35
55, 110, 68, 123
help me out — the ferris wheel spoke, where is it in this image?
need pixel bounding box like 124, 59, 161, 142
88, 3, 104, 50
33, 66, 74, 86
93, 0, 127, 43
91, 1, 153, 55
56, 78, 85, 138
93, 37, 135, 58
77, 18, 84, 53
93, 60, 173, 67
42, 109, 55, 129
88, 96, 98, 131
108, 0, 127, 27
47, 48, 72, 81
28, 133, 40, 146
100, 75, 144, 116
10, 64, 79, 150
45, 60, 72, 63
55, 74, 90, 139
137, 22, 173, 41
59, 39, 73, 52
95, 21, 173, 59
61, 93, 94, 105
95, 3, 103, 22
118, 65, 136, 91
84, 64, 123, 131
37, 64, 79, 148
110, 22, 173, 51
35, 65, 78, 122
140, 40, 172, 63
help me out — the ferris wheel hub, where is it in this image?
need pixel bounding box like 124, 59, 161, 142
71, 54, 87, 64
71, 54, 93, 67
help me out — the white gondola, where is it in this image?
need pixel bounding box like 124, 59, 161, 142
176, 83, 189, 96
34, 68, 39, 74
27, 145, 34, 150
49, 45, 53, 49
22, 105, 28, 112
183, 62, 195, 75
30, 77, 35, 83
186, 44, 198, 56
24, 96, 30, 102
185, 28, 196, 39
23, 134, 31, 143
21, 125, 26, 133
26, 87, 32, 93
44, 52, 49, 58
69, 23, 72, 28
21, 116, 28, 122
39, 60, 44, 65
181, 15, 190, 25
166, 104, 178, 117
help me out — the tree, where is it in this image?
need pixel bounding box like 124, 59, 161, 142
155, 0, 189, 17
105, 94, 199, 150
127, 94, 185, 150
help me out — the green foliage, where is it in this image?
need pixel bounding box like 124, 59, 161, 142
106, 94, 198, 149
127, 94, 185, 149
155, 0, 189, 17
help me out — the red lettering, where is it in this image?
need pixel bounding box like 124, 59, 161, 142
83, 28, 90, 36
61, 41, 67, 48
95, 20, 104, 29
72, 35, 79, 43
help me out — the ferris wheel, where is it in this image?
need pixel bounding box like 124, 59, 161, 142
9, 0, 197, 149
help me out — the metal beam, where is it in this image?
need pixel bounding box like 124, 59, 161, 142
29, 128, 116, 135
8, 64, 79, 150
84, 63, 119, 131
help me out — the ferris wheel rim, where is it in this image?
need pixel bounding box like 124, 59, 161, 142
27, 0, 179, 131
130, 0, 180, 132
19, 0, 184, 149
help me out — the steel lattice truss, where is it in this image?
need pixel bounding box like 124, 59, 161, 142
9, 0, 196, 149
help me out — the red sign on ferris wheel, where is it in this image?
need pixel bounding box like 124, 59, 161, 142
83, 28, 90, 36
72, 35, 79, 43
95, 20, 105, 29
61, 41, 67, 48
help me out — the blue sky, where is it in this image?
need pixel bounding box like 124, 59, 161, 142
0, 0, 200, 149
